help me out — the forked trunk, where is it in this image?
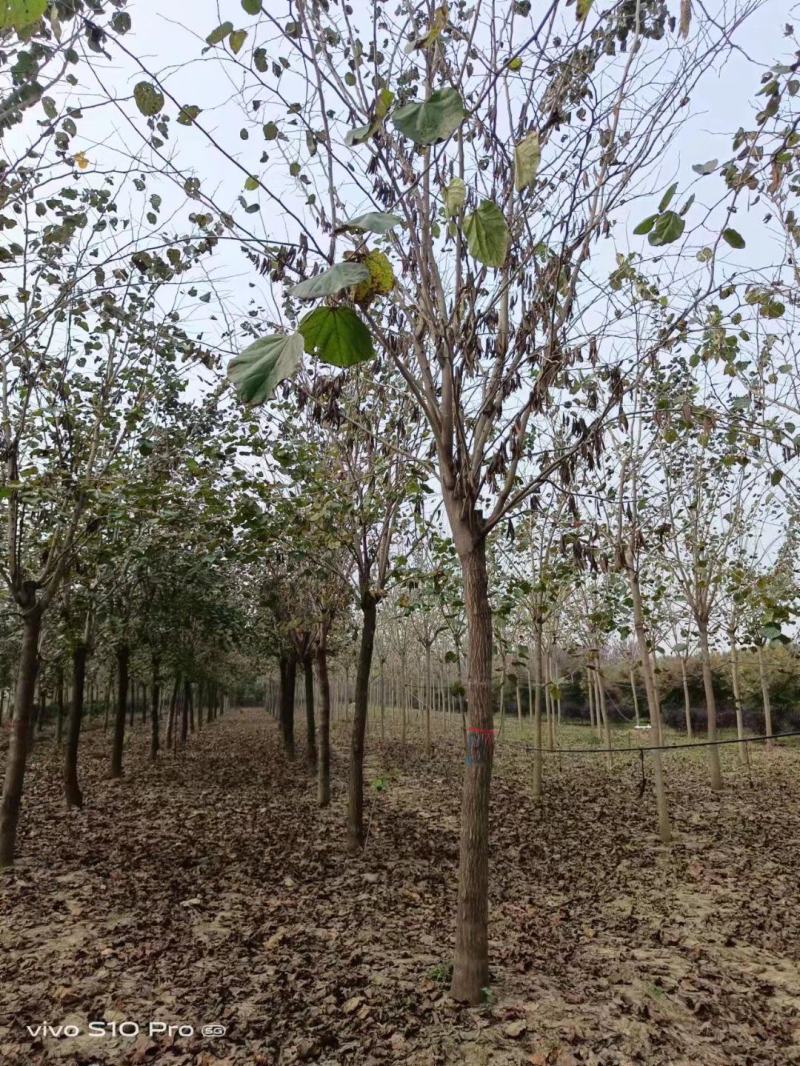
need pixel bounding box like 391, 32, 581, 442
110, 644, 130, 779
451, 539, 493, 1005
0, 604, 42, 868
64, 642, 87, 808
316, 642, 331, 808
304, 655, 317, 771
347, 591, 377, 850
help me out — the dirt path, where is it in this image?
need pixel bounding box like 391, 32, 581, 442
1, 709, 799, 1064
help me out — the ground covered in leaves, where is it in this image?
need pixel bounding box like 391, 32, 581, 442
1, 708, 799, 1065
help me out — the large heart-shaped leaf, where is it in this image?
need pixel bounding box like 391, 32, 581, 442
133, 82, 165, 117
339, 211, 403, 234
289, 262, 370, 300
298, 307, 374, 367
514, 131, 540, 191
393, 88, 466, 145
463, 200, 509, 267
228, 332, 304, 405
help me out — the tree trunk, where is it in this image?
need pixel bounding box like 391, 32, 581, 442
728, 634, 748, 765
64, 642, 87, 808
0, 605, 43, 868
304, 654, 317, 770
56, 666, 65, 745
757, 644, 773, 747
279, 655, 296, 758
697, 620, 722, 790
316, 642, 331, 808
627, 563, 671, 842
347, 592, 377, 850
424, 642, 433, 755
451, 539, 493, 1005
110, 644, 130, 779
680, 656, 693, 738
630, 666, 640, 729
181, 679, 191, 746
150, 656, 161, 761
532, 622, 544, 800
166, 675, 179, 749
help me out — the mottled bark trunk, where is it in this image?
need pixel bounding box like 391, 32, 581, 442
64, 642, 87, 808
532, 621, 544, 800
728, 635, 748, 765
628, 563, 670, 842
110, 644, 130, 779
347, 592, 377, 850
697, 621, 722, 790
757, 644, 773, 747
56, 666, 65, 745
166, 675, 179, 750
304, 655, 317, 771
680, 656, 693, 738
451, 539, 493, 1005
181, 680, 191, 746
0, 605, 42, 867
150, 656, 160, 761
279, 655, 296, 759
316, 642, 331, 808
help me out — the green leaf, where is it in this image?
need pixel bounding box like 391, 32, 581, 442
339, 211, 404, 234
110, 11, 131, 33
393, 87, 466, 145
133, 82, 165, 117
263, 121, 279, 140
244, 176, 259, 191
229, 28, 247, 54
177, 105, 201, 125
298, 307, 374, 367
227, 333, 304, 405
647, 211, 685, 247
206, 21, 233, 45
658, 182, 678, 212
0, 0, 46, 31
633, 214, 657, 235
692, 158, 718, 175
506, 56, 523, 71
289, 262, 370, 300
242, 0, 260, 12
444, 177, 466, 217
514, 131, 540, 191
463, 200, 509, 267
576, 0, 593, 18
722, 227, 746, 249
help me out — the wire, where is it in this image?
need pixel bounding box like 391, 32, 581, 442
523, 729, 800, 755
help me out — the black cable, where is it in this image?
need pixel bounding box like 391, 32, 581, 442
523, 729, 800, 755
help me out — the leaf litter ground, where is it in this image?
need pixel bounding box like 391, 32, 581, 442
1, 709, 799, 1065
